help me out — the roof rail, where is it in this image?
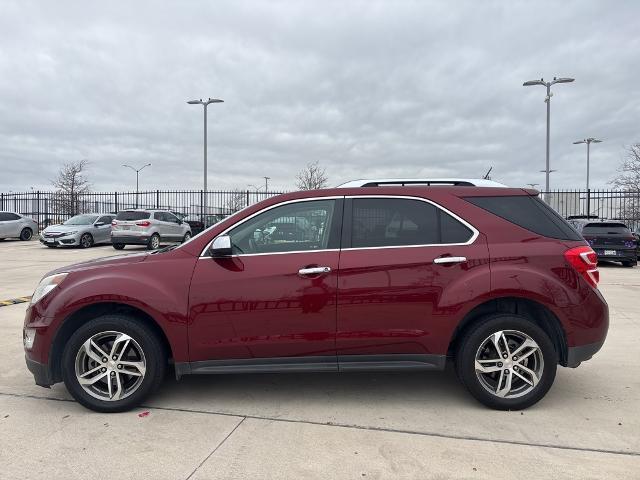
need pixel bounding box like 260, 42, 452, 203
336, 178, 507, 188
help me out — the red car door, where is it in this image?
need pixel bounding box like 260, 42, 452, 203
188, 198, 343, 370
336, 196, 490, 369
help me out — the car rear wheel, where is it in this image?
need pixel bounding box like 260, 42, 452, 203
147, 233, 160, 250
622, 260, 636, 267
61, 315, 165, 413
80, 233, 93, 248
182, 232, 191, 243
456, 314, 557, 410
113, 243, 125, 250
20, 228, 33, 241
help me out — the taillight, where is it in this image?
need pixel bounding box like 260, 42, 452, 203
564, 246, 599, 288
136, 221, 151, 227
111, 220, 117, 226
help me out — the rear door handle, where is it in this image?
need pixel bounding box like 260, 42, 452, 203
298, 266, 331, 276
433, 256, 467, 265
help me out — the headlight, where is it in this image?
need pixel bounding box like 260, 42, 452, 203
62, 231, 78, 236
30, 273, 68, 305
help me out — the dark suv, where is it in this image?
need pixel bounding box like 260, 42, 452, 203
24, 186, 608, 412
567, 218, 637, 267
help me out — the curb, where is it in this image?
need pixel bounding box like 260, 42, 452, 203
0, 296, 31, 307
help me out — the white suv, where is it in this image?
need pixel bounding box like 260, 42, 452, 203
111, 209, 192, 250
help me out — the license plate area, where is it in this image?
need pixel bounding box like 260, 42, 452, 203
604, 249, 617, 256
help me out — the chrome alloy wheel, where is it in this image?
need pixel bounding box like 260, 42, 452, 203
474, 330, 544, 399
74, 331, 147, 401
150, 235, 160, 249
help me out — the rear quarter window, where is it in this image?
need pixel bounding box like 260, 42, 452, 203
116, 211, 151, 221
465, 195, 582, 241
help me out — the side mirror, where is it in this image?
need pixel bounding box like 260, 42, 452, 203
209, 235, 233, 257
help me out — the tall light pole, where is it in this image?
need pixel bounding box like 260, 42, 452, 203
523, 76, 575, 193
122, 163, 151, 207
263, 176, 270, 192
573, 137, 602, 216
187, 97, 224, 219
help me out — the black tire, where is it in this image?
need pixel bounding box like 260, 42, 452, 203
80, 233, 94, 249
0, 238, 4, 241
147, 233, 160, 250
113, 243, 125, 250
61, 314, 166, 413
455, 314, 557, 410
622, 260, 636, 268
182, 232, 191, 243
20, 228, 33, 241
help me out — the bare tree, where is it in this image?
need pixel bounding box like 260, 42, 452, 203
51, 159, 91, 216
611, 144, 640, 226
225, 189, 247, 213
295, 160, 328, 190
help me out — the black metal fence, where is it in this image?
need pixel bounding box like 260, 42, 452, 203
3, 188, 640, 232
543, 189, 640, 232
0, 190, 285, 228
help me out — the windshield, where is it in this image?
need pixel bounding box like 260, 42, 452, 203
582, 223, 631, 235
63, 214, 99, 225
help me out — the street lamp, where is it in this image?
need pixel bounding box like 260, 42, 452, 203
523, 76, 575, 193
263, 176, 270, 192
573, 137, 603, 216
122, 163, 151, 207
187, 97, 224, 219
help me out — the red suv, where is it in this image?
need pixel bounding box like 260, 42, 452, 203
23, 186, 608, 412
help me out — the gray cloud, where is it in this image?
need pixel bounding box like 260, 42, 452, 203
1, 0, 638, 192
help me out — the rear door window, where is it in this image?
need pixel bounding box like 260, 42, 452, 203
465, 195, 582, 241
349, 198, 473, 248
116, 211, 151, 221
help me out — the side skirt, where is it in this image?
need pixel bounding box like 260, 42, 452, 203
174, 354, 446, 379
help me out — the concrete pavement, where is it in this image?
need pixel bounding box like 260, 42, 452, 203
1, 240, 639, 479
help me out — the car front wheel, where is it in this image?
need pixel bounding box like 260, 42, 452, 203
456, 314, 557, 410
80, 233, 93, 248
182, 232, 191, 243
113, 243, 125, 250
61, 315, 165, 412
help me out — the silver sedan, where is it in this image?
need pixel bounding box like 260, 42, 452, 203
40, 213, 115, 248
0, 211, 39, 241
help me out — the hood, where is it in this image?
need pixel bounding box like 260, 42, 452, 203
47, 251, 149, 276
44, 223, 92, 233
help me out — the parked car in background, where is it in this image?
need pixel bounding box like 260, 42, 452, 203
40, 214, 114, 248
0, 211, 38, 241
24, 183, 608, 413
173, 212, 228, 235
111, 209, 191, 250
567, 218, 637, 267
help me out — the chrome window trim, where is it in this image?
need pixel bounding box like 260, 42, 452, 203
198, 194, 479, 258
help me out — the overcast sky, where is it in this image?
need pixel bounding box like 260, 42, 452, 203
1, 0, 638, 193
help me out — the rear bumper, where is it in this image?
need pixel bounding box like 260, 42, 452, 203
593, 248, 636, 262
110, 235, 150, 245
566, 339, 606, 368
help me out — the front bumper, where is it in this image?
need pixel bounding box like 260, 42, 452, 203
25, 356, 53, 387
40, 235, 80, 246
110, 235, 150, 245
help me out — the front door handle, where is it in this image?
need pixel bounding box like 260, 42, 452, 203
433, 256, 467, 265
298, 266, 331, 276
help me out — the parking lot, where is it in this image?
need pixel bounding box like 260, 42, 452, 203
1, 239, 639, 479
